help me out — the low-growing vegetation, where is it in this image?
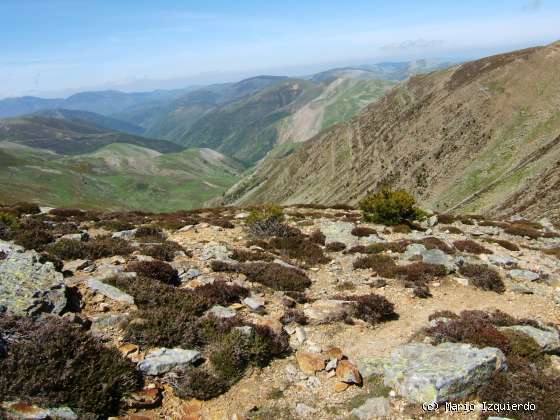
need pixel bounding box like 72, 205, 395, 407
336, 294, 398, 324
458, 264, 505, 293
453, 239, 493, 255
126, 260, 180, 285
0, 316, 142, 417
359, 188, 426, 225
351, 226, 377, 237
211, 261, 312, 291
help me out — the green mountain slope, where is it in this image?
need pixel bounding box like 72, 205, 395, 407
0, 142, 243, 211
33, 109, 144, 135
222, 42, 560, 223
0, 116, 183, 155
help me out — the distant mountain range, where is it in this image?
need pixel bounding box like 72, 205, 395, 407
0, 59, 456, 211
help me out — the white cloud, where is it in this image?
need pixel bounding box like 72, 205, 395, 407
380, 39, 445, 51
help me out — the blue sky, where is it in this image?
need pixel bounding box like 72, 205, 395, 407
1, 0, 559, 98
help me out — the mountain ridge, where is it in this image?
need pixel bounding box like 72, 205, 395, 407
222, 41, 560, 223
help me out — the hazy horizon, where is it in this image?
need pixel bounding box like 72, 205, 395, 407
1, 0, 559, 99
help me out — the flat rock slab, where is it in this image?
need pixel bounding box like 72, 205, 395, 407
383, 342, 506, 403
303, 299, 354, 324
508, 269, 540, 282
86, 278, 134, 304
138, 348, 202, 376
498, 325, 560, 353
200, 243, 234, 262
319, 221, 383, 248
0, 240, 66, 316
208, 304, 237, 319
487, 254, 518, 267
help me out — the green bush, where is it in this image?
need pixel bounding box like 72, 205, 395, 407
245, 204, 295, 238
0, 316, 141, 417
0, 211, 20, 229
359, 188, 426, 225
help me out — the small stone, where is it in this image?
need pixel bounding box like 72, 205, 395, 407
295, 327, 307, 344
235, 212, 250, 219
86, 278, 134, 305
112, 229, 137, 240
427, 215, 438, 227
351, 397, 390, 419
336, 360, 362, 385
183, 268, 202, 280
137, 348, 202, 376
509, 282, 533, 294
488, 254, 518, 267
333, 381, 350, 392
208, 305, 237, 319
296, 351, 326, 375
508, 269, 540, 282
325, 358, 338, 371
243, 297, 265, 312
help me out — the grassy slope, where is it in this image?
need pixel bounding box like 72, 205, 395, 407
0, 143, 242, 212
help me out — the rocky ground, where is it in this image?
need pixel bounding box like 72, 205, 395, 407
1, 204, 560, 419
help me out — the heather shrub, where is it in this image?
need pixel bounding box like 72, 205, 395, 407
504, 224, 541, 239
359, 188, 426, 225
441, 225, 463, 234
173, 324, 289, 400
351, 226, 377, 237
280, 309, 308, 325
174, 367, 229, 400
485, 238, 520, 251
10, 202, 41, 216
309, 229, 326, 245
46, 239, 89, 260
267, 235, 330, 266
326, 241, 346, 252
418, 237, 455, 254
459, 264, 505, 293
126, 260, 179, 285
191, 280, 250, 306
135, 225, 165, 241
0, 211, 20, 229
245, 204, 290, 238
141, 240, 185, 261
453, 239, 493, 254
14, 228, 54, 251
49, 208, 84, 217
86, 235, 134, 259
392, 224, 412, 233
342, 294, 398, 324
95, 219, 135, 232
437, 214, 456, 224
479, 368, 560, 420
0, 316, 141, 417
425, 311, 511, 354
396, 262, 447, 285
543, 247, 560, 259
231, 248, 274, 262
353, 254, 397, 277
211, 261, 312, 292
